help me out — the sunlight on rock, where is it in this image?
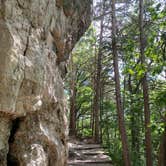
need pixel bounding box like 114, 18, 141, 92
27, 144, 48, 166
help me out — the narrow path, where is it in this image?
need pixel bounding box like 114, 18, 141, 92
68, 140, 112, 166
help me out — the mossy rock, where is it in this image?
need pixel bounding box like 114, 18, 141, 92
63, 0, 91, 17
56, 0, 64, 8
63, 0, 83, 17
63, 0, 74, 17
0, 1, 5, 20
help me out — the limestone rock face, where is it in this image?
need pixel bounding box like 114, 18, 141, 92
0, 0, 92, 165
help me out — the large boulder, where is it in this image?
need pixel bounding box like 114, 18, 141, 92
0, 0, 92, 165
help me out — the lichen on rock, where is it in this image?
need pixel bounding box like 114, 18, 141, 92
0, 0, 92, 165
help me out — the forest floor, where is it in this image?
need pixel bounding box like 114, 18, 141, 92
67, 138, 112, 166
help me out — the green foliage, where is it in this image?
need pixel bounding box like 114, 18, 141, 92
66, 25, 97, 138
67, 0, 166, 165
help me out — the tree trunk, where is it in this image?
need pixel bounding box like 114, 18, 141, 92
158, 127, 166, 166
128, 75, 141, 164
93, 0, 105, 143
111, 0, 131, 165
91, 52, 96, 138
139, 0, 152, 165
100, 80, 104, 143
69, 57, 77, 136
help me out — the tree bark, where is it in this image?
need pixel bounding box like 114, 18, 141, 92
139, 0, 152, 165
69, 57, 77, 136
93, 0, 105, 143
158, 127, 166, 166
111, 0, 131, 165
128, 75, 140, 163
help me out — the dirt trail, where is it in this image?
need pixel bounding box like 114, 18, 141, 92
68, 140, 112, 166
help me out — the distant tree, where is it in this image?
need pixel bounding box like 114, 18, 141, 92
93, 0, 106, 143
69, 56, 77, 136
111, 0, 131, 165
139, 0, 152, 165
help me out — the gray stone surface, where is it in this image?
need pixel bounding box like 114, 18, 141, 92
0, 0, 92, 165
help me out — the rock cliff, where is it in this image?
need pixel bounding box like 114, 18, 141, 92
0, 0, 92, 165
